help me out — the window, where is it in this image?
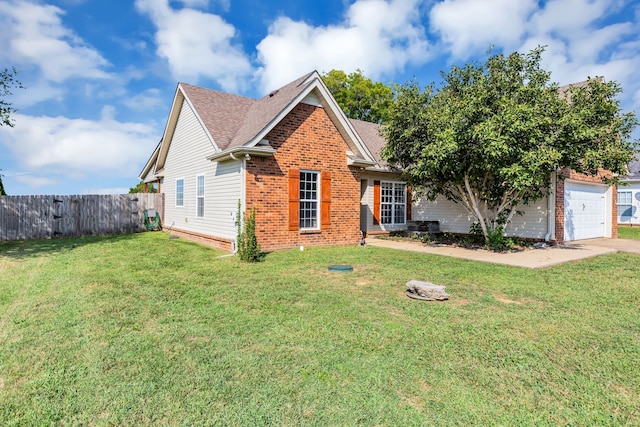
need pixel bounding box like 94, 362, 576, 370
175, 178, 184, 207
618, 190, 632, 222
299, 171, 319, 229
380, 182, 406, 225
196, 175, 205, 217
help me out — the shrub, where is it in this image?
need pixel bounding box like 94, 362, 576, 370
237, 203, 262, 262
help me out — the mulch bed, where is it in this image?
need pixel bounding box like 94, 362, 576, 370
376, 232, 541, 253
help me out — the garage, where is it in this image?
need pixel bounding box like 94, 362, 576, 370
564, 182, 607, 241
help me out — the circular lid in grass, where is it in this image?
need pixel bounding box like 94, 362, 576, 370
328, 264, 353, 273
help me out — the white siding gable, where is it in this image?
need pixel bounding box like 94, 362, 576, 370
163, 100, 242, 240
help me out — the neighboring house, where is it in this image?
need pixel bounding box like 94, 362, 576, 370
618, 156, 640, 225
140, 72, 618, 252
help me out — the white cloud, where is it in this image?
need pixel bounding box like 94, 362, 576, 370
0, 112, 158, 178
0, 0, 110, 83
256, 0, 430, 92
528, 0, 612, 36
429, 0, 537, 58
14, 174, 58, 188
427, 0, 640, 113
135, 0, 251, 92
10, 79, 65, 108
123, 88, 165, 111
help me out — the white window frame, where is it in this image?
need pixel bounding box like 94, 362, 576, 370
175, 178, 184, 207
300, 170, 320, 230
380, 181, 406, 225
617, 190, 632, 221
196, 174, 205, 218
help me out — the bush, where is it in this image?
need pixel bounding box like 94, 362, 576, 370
470, 222, 514, 251
237, 204, 262, 262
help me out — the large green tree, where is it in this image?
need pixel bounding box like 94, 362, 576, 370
383, 47, 638, 242
321, 69, 393, 123
129, 181, 157, 194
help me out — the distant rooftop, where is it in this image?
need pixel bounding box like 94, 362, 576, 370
625, 155, 640, 179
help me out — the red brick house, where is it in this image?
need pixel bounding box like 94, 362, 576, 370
140, 72, 617, 252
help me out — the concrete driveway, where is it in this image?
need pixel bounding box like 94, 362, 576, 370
571, 238, 640, 254
366, 237, 637, 269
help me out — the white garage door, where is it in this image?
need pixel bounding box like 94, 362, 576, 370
564, 182, 606, 241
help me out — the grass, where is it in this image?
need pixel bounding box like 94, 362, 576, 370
1, 233, 639, 425
618, 225, 640, 240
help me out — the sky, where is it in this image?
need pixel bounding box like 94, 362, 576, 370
0, 0, 639, 195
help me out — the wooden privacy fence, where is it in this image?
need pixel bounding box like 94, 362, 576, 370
0, 193, 164, 242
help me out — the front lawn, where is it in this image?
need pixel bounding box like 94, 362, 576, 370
619, 225, 640, 240
1, 233, 639, 425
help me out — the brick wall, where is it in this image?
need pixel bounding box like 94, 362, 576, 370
245, 103, 361, 251
554, 168, 618, 242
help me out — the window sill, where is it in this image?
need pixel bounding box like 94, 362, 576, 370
300, 229, 322, 235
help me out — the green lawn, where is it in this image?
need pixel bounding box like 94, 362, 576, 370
1, 233, 639, 425
619, 225, 640, 240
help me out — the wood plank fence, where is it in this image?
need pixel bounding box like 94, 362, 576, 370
0, 193, 164, 242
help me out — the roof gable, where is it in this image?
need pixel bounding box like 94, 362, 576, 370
228, 72, 316, 149
180, 83, 255, 151
143, 71, 379, 178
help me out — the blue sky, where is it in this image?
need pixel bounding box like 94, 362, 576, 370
0, 0, 638, 195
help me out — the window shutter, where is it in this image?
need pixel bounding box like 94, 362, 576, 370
288, 169, 300, 230
321, 171, 331, 229
406, 185, 412, 222
373, 180, 380, 225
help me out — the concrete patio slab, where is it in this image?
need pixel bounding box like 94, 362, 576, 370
366, 237, 619, 268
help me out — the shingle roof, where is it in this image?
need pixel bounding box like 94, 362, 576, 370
558, 77, 603, 103
625, 155, 640, 179
348, 119, 386, 165
141, 71, 383, 180
179, 83, 255, 151
179, 72, 316, 151
229, 72, 315, 148
170, 71, 382, 170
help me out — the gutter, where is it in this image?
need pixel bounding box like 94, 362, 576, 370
207, 147, 276, 162
347, 156, 377, 168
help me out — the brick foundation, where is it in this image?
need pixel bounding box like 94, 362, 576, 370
245, 103, 362, 252
166, 227, 233, 251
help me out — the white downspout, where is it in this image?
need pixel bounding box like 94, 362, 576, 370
229, 155, 245, 254
545, 172, 556, 241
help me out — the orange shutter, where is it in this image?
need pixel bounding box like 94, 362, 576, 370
406, 185, 412, 222
288, 169, 300, 230
373, 180, 380, 225
321, 171, 331, 229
